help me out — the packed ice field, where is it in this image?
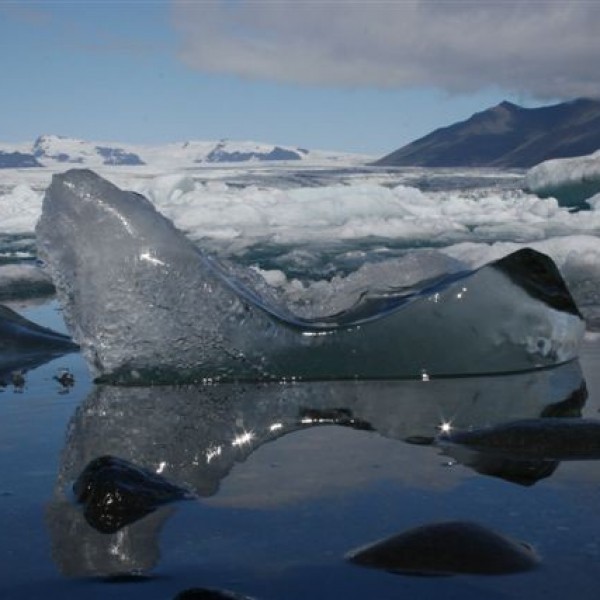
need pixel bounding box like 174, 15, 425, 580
2, 153, 600, 328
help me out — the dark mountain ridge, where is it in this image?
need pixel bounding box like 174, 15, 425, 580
376, 98, 600, 168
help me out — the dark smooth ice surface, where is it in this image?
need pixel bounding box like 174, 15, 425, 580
1, 302, 600, 599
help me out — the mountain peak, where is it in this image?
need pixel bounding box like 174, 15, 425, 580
497, 100, 521, 111
375, 98, 600, 168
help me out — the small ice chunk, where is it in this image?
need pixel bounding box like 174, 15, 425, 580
526, 151, 600, 207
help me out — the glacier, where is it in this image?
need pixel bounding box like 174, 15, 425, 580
36, 169, 585, 384
4, 134, 342, 171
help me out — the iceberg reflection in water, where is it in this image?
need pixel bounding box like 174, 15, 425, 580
36, 170, 584, 384
0, 303, 77, 378
47, 360, 586, 578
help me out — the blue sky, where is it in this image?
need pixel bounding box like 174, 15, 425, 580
1, 1, 597, 156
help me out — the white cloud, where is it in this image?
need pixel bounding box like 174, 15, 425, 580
171, 0, 600, 99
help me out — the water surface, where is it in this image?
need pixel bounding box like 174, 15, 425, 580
1, 302, 600, 599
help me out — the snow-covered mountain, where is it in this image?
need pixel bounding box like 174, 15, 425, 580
0, 135, 359, 169
32, 135, 144, 166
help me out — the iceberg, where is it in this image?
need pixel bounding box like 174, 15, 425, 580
36, 169, 585, 384
526, 151, 600, 208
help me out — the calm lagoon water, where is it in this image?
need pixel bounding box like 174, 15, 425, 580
1, 301, 600, 599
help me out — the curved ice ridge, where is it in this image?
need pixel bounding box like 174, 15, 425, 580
0, 303, 78, 375
36, 169, 585, 384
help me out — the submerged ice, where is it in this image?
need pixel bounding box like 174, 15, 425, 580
36, 169, 585, 383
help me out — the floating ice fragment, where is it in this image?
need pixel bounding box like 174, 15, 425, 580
36, 169, 584, 384
526, 150, 600, 208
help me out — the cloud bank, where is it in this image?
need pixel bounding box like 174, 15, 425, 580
172, 0, 600, 99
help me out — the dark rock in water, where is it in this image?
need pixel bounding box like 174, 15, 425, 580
174, 589, 254, 600
54, 368, 75, 389
74, 455, 193, 533
439, 418, 600, 461
347, 521, 539, 576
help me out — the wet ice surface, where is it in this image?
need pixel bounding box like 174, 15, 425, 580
1, 303, 600, 599
34, 170, 584, 383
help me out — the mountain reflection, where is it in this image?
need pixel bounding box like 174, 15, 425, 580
47, 360, 585, 577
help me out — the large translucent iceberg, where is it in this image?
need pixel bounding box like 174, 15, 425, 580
36, 169, 584, 384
